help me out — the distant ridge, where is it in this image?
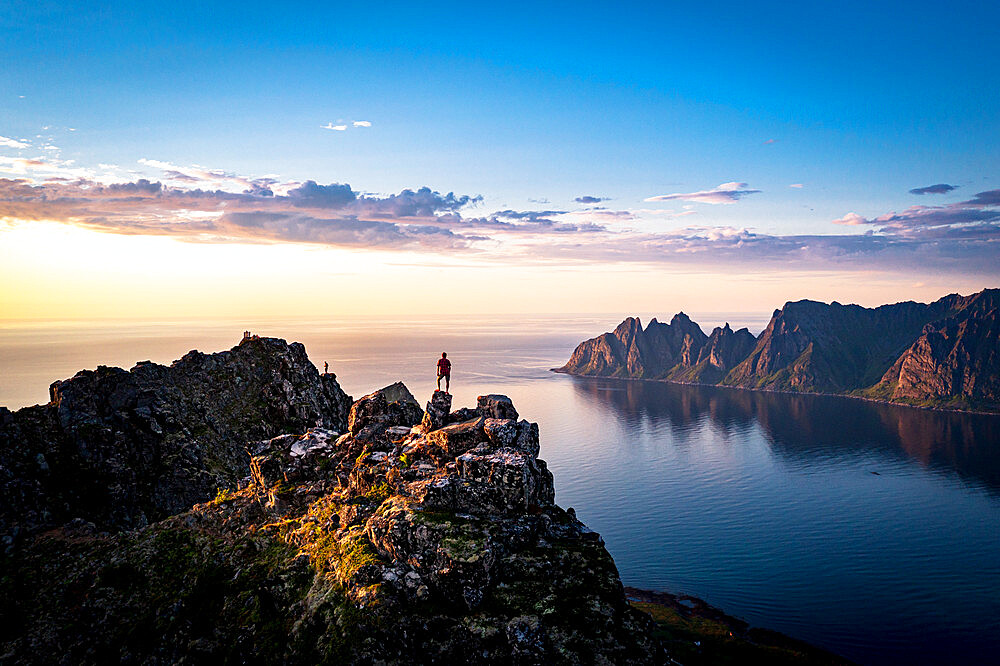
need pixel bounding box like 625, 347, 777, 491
554, 289, 1000, 412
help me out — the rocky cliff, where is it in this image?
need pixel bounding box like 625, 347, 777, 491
868, 295, 1000, 409
670, 323, 758, 384
556, 313, 755, 384
556, 289, 1000, 412
0, 337, 352, 538
0, 344, 666, 664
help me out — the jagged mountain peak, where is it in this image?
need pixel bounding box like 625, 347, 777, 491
558, 289, 1000, 412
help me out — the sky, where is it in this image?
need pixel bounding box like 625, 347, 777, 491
1, 0, 998, 320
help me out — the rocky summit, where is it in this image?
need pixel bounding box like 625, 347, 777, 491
0, 343, 665, 664
556, 288, 1000, 412
0, 336, 352, 538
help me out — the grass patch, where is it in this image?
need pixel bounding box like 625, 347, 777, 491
337, 534, 381, 580
211, 487, 235, 504
361, 481, 390, 505
629, 590, 850, 665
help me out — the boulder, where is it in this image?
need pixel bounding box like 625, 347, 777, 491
425, 417, 487, 459
513, 420, 540, 458
483, 418, 518, 448
348, 382, 423, 439
420, 390, 453, 432
456, 448, 555, 512
449, 407, 480, 422
477, 394, 519, 420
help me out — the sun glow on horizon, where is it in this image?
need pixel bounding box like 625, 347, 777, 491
1, 219, 990, 322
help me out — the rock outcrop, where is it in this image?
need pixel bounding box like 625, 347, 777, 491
670, 322, 758, 384
556, 289, 1000, 412
723, 298, 954, 392
724, 290, 1000, 402
556, 312, 754, 384
556, 313, 714, 380
0, 337, 352, 538
870, 300, 1000, 409
1, 376, 665, 664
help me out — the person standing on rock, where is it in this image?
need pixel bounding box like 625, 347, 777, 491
436, 352, 451, 393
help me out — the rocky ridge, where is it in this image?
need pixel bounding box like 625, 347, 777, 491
0, 343, 665, 664
0, 337, 352, 538
556, 289, 1000, 411
557, 313, 757, 385
871, 299, 1000, 407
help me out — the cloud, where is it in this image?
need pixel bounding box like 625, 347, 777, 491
0, 155, 99, 180
214, 212, 465, 249
629, 209, 698, 219
162, 170, 202, 183
574, 195, 607, 204
139, 158, 276, 191
106, 179, 163, 194
566, 209, 635, 220
644, 182, 761, 205
789, 183, 804, 189
832, 212, 869, 226
831, 189, 1000, 233
353, 121, 372, 127
815, 188, 1000, 272
533, 222, 999, 274
0, 136, 30, 149
492, 209, 567, 221
322, 123, 348, 131
3, 166, 996, 277
472, 209, 606, 234
909, 183, 958, 195
0, 176, 491, 253
286, 181, 357, 208
962, 189, 1000, 208
763, 139, 777, 145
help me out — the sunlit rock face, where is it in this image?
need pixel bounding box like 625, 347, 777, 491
557, 289, 1000, 412
0, 336, 352, 537
556, 314, 707, 380
729, 289, 1000, 405
875, 299, 1000, 408
1, 348, 665, 664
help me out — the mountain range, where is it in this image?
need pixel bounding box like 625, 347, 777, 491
555, 289, 1000, 412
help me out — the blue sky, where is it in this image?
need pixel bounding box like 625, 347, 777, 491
1, 1, 998, 317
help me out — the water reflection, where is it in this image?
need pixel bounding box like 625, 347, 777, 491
568, 377, 1000, 493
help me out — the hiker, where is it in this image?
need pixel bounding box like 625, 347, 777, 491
436, 352, 451, 393
323, 361, 329, 374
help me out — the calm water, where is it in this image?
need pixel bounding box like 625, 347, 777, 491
2, 316, 999, 665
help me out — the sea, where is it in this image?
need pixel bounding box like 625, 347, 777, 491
2, 314, 999, 665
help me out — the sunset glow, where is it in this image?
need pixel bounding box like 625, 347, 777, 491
1, 1, 997, 320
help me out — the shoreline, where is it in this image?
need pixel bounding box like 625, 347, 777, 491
550, 368, 1000, 417
625, 587, 854, 665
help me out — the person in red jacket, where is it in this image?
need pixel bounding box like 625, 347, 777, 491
436, 352, 451, 393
